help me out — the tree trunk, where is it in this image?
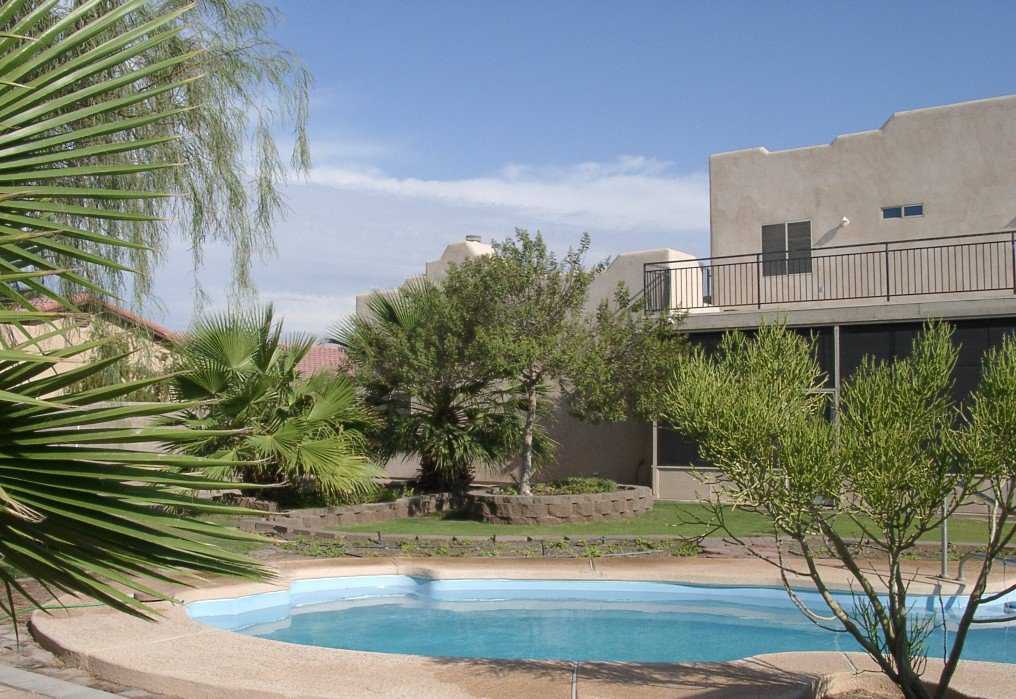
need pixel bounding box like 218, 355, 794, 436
886, 551, 934, 699
519, 387, 537, 495
417, 455, 442, 492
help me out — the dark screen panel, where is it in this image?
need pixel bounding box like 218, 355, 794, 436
762, 223, 787, 277
787, 221, 813, 274
658, 427, 701, 466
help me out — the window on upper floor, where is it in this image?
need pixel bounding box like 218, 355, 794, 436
882, 203, 923, 219
762, 220, 812, 276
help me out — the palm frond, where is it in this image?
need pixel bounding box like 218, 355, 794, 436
0, 1, 271, 624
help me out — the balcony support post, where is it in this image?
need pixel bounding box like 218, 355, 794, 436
884, 242, 891, 301
755, 253, 762, 309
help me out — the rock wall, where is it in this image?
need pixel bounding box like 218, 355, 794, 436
468, 485, 654, 525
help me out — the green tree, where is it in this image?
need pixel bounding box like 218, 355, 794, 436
4, 0, 311, 302
0, 0, 267, 623
336, 281, 530, 492
445, 230, 593, 495
662, 322, 1016, 699
566, 283, 687, 424
171, 305, 379, 503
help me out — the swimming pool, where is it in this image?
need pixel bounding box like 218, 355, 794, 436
187, 576, 1016, 664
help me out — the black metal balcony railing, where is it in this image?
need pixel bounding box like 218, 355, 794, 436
643, 231, 1016, 313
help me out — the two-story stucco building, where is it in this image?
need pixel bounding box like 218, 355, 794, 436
647, 94, 1016, 500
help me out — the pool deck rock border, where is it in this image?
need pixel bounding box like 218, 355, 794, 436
30, 557, 1015, 699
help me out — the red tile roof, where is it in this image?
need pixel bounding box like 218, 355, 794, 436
295, 343, 348, 376
28, 293, 179, 343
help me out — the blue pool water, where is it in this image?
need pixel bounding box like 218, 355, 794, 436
187, 576, 1016, 663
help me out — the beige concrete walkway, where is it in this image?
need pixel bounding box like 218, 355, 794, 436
28, 557, 1016, 698
0, 663, 119, 698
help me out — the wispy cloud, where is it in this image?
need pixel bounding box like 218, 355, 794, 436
306, 136, 396, 163
153, 154, 710, 337
305, 155, 708, 233
255, 291, 358, 336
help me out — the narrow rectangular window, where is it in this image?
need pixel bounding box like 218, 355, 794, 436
786, 220, 812, 274
882, 206, 903, 219
903, 204, 924, 217
761, 223, 787, 277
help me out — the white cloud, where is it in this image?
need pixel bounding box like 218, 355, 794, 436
176, 284, 359, 339
305, 136, 395, 163
256, 291, 359, 336
304, 156, 708, 233
151, 154, 710, 337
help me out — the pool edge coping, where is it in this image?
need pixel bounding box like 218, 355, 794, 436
29, 557, 1016, 699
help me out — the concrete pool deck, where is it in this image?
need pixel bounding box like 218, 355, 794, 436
29, 556, 1016, 698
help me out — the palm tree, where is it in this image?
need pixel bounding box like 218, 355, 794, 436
336, 282, 544, 492
0, 1, 268, 622
171, 305, 379, 503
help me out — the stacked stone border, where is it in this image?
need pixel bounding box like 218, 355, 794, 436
248, 485, 655, 535
468, 484, 654, 524
252, 492, 463, 532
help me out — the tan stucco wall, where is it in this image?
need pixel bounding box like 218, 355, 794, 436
383, 411, 652, 487
710, 94, 1016, 257
587, 247, 702, 313
354, 238, 494, 318
423, 239, 494, 280
707, 94, 1016, 308
3, 317, 174, 388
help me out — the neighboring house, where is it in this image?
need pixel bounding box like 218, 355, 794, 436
7, 294, 179, 383
644, 94, 1016, 500
10, 292, 347, 377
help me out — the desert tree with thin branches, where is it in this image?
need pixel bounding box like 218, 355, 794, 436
662, 321, 1016, 699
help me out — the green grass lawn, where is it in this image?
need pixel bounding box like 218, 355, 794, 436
337, 501, 1002, 543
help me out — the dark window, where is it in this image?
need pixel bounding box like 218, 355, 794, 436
882, 206, 903, 219
762, 221, 811, 276
787, 220, 813, 274
903, 204, 924, 217
761, 223, 787, 276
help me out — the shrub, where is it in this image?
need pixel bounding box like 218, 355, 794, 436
496, 477, 617, 496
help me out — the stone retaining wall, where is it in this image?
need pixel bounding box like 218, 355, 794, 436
468, 484, 654, 525
254, 492, 461, 532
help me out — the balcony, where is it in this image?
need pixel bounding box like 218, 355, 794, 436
643, 231, 1016, 313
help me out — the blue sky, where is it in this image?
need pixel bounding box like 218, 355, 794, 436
149, 0, 1016, 335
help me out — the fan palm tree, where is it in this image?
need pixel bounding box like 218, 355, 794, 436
336, 281, 546, 491
171, 305, 379, 503
0, 1, 269, 622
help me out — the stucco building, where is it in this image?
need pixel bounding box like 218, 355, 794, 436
11, 294, 180, 385
5, 295, 343, 393
646, 94, 1016, 499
